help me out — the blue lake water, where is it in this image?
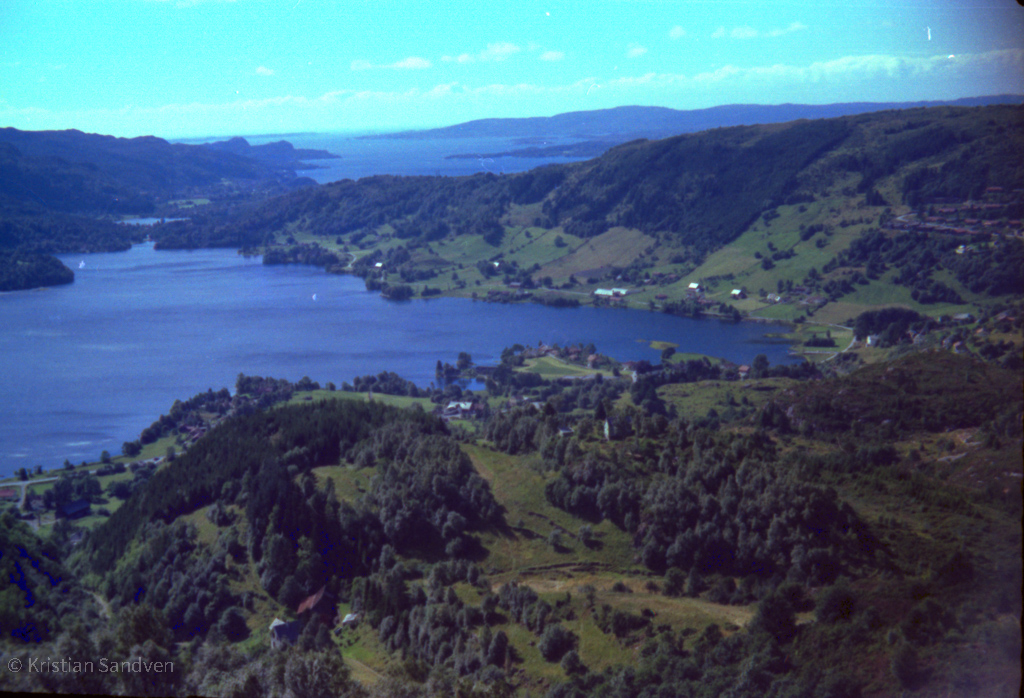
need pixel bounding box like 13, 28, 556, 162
244, 133, 591, 184
0, 244, 795, 477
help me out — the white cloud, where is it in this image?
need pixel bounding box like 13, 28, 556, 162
480, 42, 521, 61
669, 26, 685, 40
731, 27, 758, 40
442, 42, 522, 64
352, 56, 433, 71
539, 50, 564, 62
388, 56, 432, 70
255, 66, 274, 76
716, 22, 809, 40
5, 49, 1019, 138
768, 22, 808, 37
627, 44, 648, 58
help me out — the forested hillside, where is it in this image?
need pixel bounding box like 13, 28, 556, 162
151, 105, 1023, 344
2, 331, 1020, 697
160, 105, 1022, 255
0, 127, 320, 290
0, 104, 1020, 697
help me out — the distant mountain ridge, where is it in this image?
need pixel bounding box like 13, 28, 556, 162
0, 127, 319, 289
181, 103, 1022, 266
0, 128, 288, 207
387, 95, 1024, 142
200, 136, 339, 165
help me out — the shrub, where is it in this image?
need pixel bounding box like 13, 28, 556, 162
663, 567, 685, 597
538, 624, 577, 662
816, 579, 857, 623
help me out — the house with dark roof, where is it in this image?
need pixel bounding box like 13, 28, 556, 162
269, 618, 303, 650
58, 498, 91, 519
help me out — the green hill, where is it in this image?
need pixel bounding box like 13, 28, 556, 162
158, 104, 1023, 339
3, 339, 1019, 696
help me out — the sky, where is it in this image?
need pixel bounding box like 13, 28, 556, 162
1, 0, 1022, 139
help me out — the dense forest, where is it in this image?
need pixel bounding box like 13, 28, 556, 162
0, 249, 74, 291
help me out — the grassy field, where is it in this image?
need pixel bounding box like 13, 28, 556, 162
517, 356, 614, 379
658, 377, 800, 422
287, 389, 435, 412
537, 227, 657, 283
311, 464, 376, 498
464, 444, 637, 575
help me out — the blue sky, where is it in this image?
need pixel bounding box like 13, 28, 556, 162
1, 0, 1021, 138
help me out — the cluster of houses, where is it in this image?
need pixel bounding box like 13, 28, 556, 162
776, 287, 828, 308
268, 587, 361, 650
484, 288, 533, 302
593, 287, 631, 299
886, 190, 1024, 238
436, 400, 487, 422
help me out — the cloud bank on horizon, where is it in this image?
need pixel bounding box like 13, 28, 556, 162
1, 0, 1021, 138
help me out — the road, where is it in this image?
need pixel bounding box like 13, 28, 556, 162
11, 476, 59, 509
7, 466, 102, 510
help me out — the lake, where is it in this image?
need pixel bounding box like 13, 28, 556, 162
0, 244, 796, 477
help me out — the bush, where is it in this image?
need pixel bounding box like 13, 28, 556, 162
663, 567, 685, 597
560, 649, 585, 675
538, 624, 577, 662
816, 579, 857, 623
750, 591, 796, 643
216, 607, 250, 642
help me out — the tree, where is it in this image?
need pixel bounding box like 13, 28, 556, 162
538, 624, 577, 662
685, 568, 703, 598
560, 649, 586, 675
109, 481, 132, 500
284, 651, 352, 698
114, 604, 173, 654
456, 352, 473, 371
279, 575, 306, 609
750, 591, 796, 644
216, 607, 250, 642
487, 629, 509, 667
122, 441, 142, 458
663, 567, 685, 597
890, 642, 920, 688
816, 579, 857, 623
101, 450, 112, 464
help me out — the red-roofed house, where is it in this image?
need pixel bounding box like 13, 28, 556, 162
296, 586, 335, 624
